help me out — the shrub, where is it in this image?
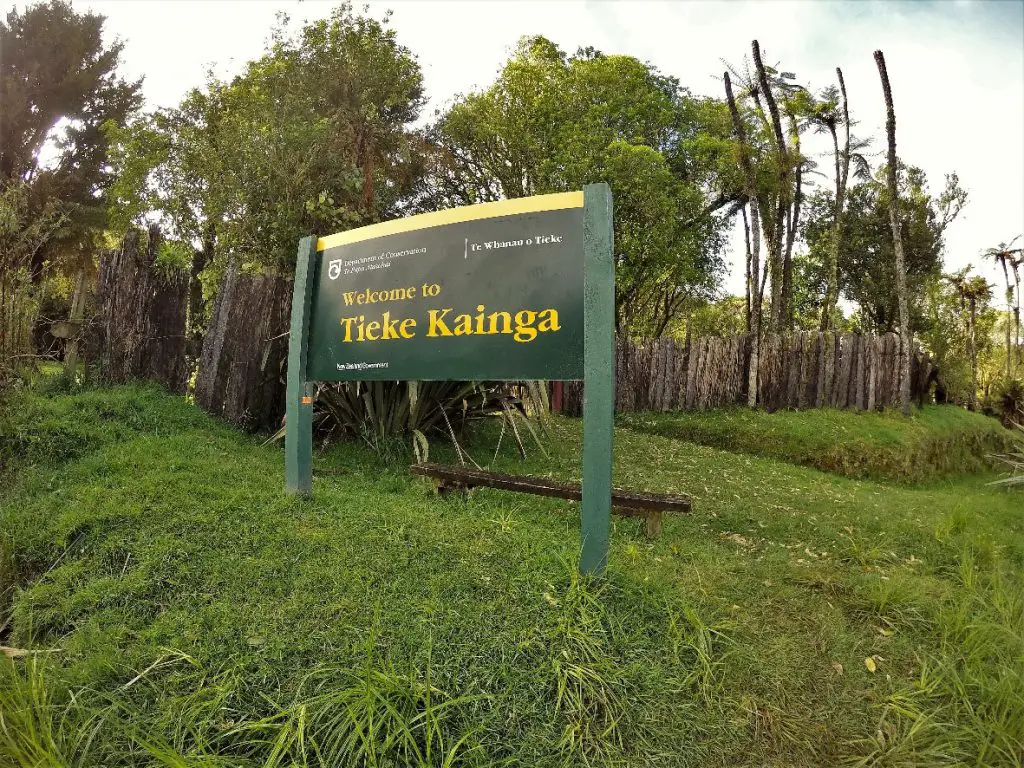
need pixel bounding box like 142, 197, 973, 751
989, 425, 1024, 489
995, 379, 1024, 428
279, 380, 548, 461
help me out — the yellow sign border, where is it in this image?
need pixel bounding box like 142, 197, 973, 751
316, 191, 584, 252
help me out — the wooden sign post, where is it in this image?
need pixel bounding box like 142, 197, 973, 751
286, 184, 614, 575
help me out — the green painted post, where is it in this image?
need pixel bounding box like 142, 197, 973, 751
285, 236, 317, 495
580, 183, 614, 575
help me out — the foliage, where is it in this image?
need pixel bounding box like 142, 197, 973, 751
802, 166, 967, 333
304, 380, 547, 462
988, 425, 1023, 489
919, 270, 998, 406
429, 37, 732, 337
106, 3, 426, 278
995, 379, 1024, 427
0, 183, 69, 282
0, 0, 141, 281
680, 296, 747, 338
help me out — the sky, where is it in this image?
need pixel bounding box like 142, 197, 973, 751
49, 0, 1024, 303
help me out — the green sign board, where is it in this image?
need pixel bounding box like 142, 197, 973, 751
307, 193, 585, 381
286, 185, 614, 574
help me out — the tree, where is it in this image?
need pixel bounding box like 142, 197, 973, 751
874, 50, 911, 414
750, 41, 794, 331
723, 45, 812, 332
724, 71, 761, 407
1, 0, 141, 283
428, 37, 733, 337
107, 5, 426, 290
802, 166, 966, 333
983, 236, 1023, 377
0, 182, 68, 362
946, 268, 993, 410
920, 272, 995, 407
809, 69, 871, 331
1016, 253, 1024, 366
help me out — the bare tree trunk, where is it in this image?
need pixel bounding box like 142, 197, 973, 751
820, 123, 843, 332
726, 72, 761, 408
784, 110, 803, 330
821, 67, 851, 332
1014, 259, 1022, 370
969, 298, 978, 410
753, 40, 791, 332
874, 50, 911, 415
62, 268, 88, 376
1001, 257, 1012, 379
743, 205, 752, 332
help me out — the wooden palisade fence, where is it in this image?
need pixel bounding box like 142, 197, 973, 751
193, 260, 292, 431
90, 225, 189, 392
561, 332, 934, 415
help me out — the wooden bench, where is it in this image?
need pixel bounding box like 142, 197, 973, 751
410, 462, 691, 538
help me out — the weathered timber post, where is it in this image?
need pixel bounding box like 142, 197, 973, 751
580, 182, 615, 575
285, 237, 317, 495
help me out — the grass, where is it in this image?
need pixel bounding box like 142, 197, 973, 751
618, 405, 1015, 483
0, 383, 1021, 766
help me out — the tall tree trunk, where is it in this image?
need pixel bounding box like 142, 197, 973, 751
1013, 259, 1022, 369
188, 223, 216, 362
821, 67, 851, 332
743, 205, 752, 332
63, 268, 88, 376
725, 72, 761, 407
820, 123, 843, 331
753, 40, 790, 332
784, 110, 802, 330
969, 298, 978, 411
1000, 257, 1012, 379
874, 50, 911, 415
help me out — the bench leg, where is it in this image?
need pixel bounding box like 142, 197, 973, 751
644, 510, 663, 539
434, 479, 470, 498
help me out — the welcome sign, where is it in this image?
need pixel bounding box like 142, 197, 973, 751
286, 184, 614, 574
307, 193, 585, 381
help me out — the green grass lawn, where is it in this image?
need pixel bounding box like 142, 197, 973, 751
618, 405, 1015, 483
1, 384, 1022, 766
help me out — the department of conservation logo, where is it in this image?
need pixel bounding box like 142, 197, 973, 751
327, 259, 343, 280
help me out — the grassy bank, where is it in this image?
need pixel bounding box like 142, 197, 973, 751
1, 384, 1022, 766
618, 405, 1014, 483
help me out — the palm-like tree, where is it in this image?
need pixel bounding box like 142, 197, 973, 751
874, 50, 911, 415
983, 236, 1022, 378
947, 267, 994, 410
722, 47, 806, 331
983, 237, 1024, 376
808, 76, 872, 332
1015, 252, 1024, 367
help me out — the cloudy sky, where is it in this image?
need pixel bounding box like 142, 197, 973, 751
66, 0, 1024, 301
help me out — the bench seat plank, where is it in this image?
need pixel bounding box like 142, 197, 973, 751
410, 462, 691, 514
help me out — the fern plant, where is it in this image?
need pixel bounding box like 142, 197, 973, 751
271, 380, 549, 462
989, 424, 1024, 489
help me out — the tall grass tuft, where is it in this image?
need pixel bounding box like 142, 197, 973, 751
0, 657, 109, 768
989, 424, 1024, 488
665, 603, 731, 709
134, 636, 490, 767
539, 567, 634, 764
851, 542, 1024, 766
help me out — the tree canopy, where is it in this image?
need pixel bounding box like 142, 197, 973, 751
802, 165, 967, 332
1, 0, 141, 280
107, 5, 426, 274
428, 36, 735, 336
